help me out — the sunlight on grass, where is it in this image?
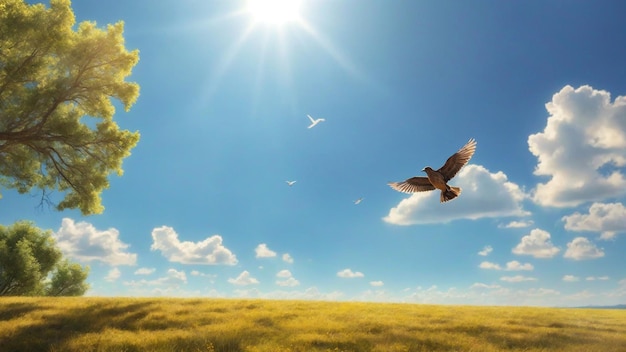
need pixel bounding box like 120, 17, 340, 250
1, 297, 625, 351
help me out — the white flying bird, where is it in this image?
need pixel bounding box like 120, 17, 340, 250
354, 197, 363, 205
286, 180, 297, 186
307, 114, 325, 129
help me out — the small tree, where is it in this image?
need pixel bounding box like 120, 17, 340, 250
0, 221, 89, 296
45, 259, 89, 296
0, 0, 140, 215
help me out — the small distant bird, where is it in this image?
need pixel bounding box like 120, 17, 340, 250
388, 138, 477, 203
354, 197, 363, 205
307, 114, 325, 129
286, 180, 297, 186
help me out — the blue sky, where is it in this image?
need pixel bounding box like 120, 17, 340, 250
3, 0, 626, 306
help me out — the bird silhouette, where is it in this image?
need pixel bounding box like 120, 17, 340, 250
307, 114, 325, 128
285, 180, 296, 186
388, 139, 476, 202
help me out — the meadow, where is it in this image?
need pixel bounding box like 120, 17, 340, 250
0, 297, 625, 352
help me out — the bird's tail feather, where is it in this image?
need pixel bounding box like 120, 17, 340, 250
441, 186, 461, 203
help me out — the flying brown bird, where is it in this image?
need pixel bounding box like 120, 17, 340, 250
388, 138, 477, 202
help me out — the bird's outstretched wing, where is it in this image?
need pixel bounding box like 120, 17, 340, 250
307, 115, 315, 123
388, 177, 436, 193
437, 138, 476, 181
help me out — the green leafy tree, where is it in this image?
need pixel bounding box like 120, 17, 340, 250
0, 221, 90, 296
45, 259, 89, 296
0, 0, 140, 215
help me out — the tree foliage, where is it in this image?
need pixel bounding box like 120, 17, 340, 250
0, 220, 89, 296
45, 259, 89, 296
0, 0, 140, 215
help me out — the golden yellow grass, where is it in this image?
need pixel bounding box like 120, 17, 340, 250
1, 297, 625, 352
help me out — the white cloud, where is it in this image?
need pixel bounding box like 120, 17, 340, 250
384, 165, 528, 225
105, 268, 121, 282
500, 275, 537, 283
134, 268, 155, 275
470, 283, 501, 289
505, 261, 534, 271
479, 261, 533, 271
337, 268, 364, 278
150, 226, 237, 265
228, 271, 259, 286
282, 253, 294, 263
478, 245, 493, 256
586, 276, 610, 281
276, 270, 292, 278
564, 237, 605, 260
370, 281, 384, 287
276, 277, 300, 287
562, 275, 580, 282
512, 228, 560, 258
563, 202, 626, 240
190, 270, 216, 280
528, 85, 626, 207
500, 220, 534, 228
275, 270, 299, 287
54, 218, 137, 266
255, 243, 277, 258
479, 261, 501, 270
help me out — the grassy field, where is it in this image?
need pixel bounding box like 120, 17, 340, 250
1, 297, 625, 352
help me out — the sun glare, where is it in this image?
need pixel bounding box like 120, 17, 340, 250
247, 0, 302, 25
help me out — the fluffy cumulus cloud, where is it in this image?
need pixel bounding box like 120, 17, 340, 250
276, 277, 300, 287
150, 226, 237, 265
499, 220, 534, 229
479, 261, 533, 271
563, 237, 605, 260
471, 283, 502, 289
384, 165, 528, 225
528, 85, 626, 207
275, 269, 300, 288
134, 268, 155, 275
370, 281, 384, 287
54, 218, 137, 266
562, 202, 626, 240
255, 243, 277, 258
228, 271, 259, 286
337, 268, 364, 278
190, 271, 217, 283
479, 261, 501, 270
500, 275, 537, 283
478, 245, 493, 256
512, 228, 560, 258
505, 261, 534, 271
282, 253, 294, 264
563, 275, 580, 282
276, 269, 292, 278
105, 268, 121, 282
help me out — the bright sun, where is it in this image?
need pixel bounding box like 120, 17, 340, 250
246, 0, 302, 25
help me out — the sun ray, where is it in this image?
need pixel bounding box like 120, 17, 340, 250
297, 19, 369, 85
250, 30, 272, 116
197, 22, 257, 108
